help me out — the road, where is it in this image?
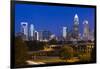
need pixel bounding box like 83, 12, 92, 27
26, 60, 45, 65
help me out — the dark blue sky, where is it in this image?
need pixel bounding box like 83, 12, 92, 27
15, 4, 95, 36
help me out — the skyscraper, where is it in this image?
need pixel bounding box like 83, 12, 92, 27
38, 31, 43, 41
29, 24, 34, 40
34, 30, 39, 40
73, 14, 79, 39
83, 20, 90, 41
63, 27, 67, 39
21, 22, 28, 40
42, 30, 51, 41
89, 30, 94, 41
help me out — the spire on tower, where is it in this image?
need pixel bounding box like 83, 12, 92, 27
74, 14, 79, 24
74, 14, 78, 19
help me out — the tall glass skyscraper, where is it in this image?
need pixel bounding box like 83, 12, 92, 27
63, 27, 67, 39
34, 30, 39, 41
21, 22, 28, 40
29, 24, 34, 40
83, 20, 90, 41
73, 14, 79, 39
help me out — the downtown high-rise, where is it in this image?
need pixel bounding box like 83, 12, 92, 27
21, 22, 28, 40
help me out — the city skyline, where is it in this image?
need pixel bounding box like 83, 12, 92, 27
15, 4, 95, 36
13, 2, 96, 67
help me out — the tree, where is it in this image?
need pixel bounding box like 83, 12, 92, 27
15, 36, 29, 67
91, 46, 96, 62
78, 46, 92, 62
49, 39, 57, 45
79, 53, 91, 62
26, 40, 45, 51
59, 45, 74, 60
